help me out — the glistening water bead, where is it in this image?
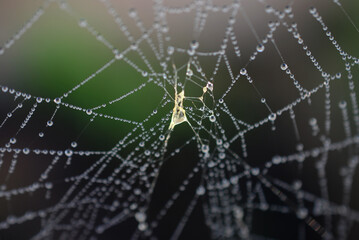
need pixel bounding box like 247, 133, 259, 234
64, 149, 73, 157
54, 98, 61, 104
201, 145, 209, 153
86, 109, 93, 115
268, 113, 276, 121
240, 68, 247, 75
280, 63, 288, 71
256, 44, 265, 52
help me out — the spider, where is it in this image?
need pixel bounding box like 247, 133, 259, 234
163, 59, 213, 153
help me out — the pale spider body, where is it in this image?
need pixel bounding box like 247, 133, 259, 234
164, 60, 209, 148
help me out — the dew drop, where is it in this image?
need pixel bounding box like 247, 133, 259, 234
201, 145, 209, 153
240, 68, 247, 75
138, 222, 148, 231
186, 69, 193, 77
71, 142, 78, 148
296, 208, 308, 219
206, 82, 213, 91
115, 52, 123, 60
135, 212, 146, 222
219, 152, 226, 159
167, 46, 174, 55
54, 98, 61, 104
190, 40, 199, 49
268, 113, 276, 121
309, 118, 317, 126
23, 148, 30, 154
86, 109, 93, 115
251, 168, 260, 176
339, 100, 347, 109
78, 19, 87, 28
144, 150, 151, 156
196, 185, 206, 195
280, 63, 288, 71
256, 44, 265, 52
129, 8, 137, 18
64, 149, 73, 157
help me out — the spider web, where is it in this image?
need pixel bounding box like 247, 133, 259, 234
0, 0, 359, 239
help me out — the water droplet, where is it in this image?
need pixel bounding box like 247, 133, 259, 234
280, 63, 288, 71
190, 40, 199, 49
206, 82, 213, 91
240, 68, 247, 75
256, 44, 265, 52
219, 152, 226, 159
186, 69, 193, 77
54, 98, 61, 104
201, 145, 209, 153
71, 142, 78, 148
23, 148, 30, 154
138, 222, 148, 231
296, 143, 304, 151
130, 43, 138, 51
86, 109, 92, 115
129, 8, 137, 18
196, 185, 205, 195
272, 155, 281, 164
293, 180, 302, 190
309, 118, 317, 126
167, 46, 174, 55
115, 52, 123, 60
78, 19, 87, 28
135, 212, 146, 222
309, 7, 317, 15
339, 100, 347, 109
187, 48, 195, 56
10, 138, 16, 144
47, 120, 53, 127
251, 168, 260, 176
45, 182, 53, 189
64, 149, 73, 157
296, 208, 308, 219
268, 113, 276, 121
